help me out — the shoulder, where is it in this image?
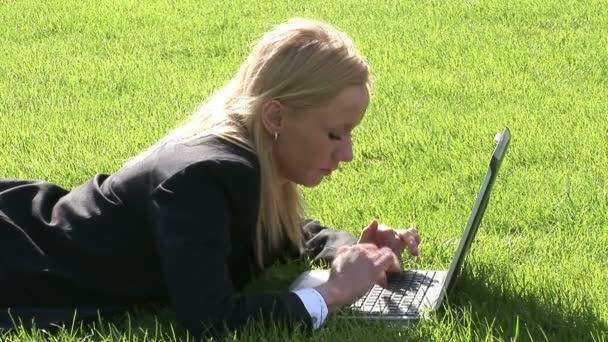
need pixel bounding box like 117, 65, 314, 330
153, 136, 259, 189
147, 137, 261, 226
160, 135, 256, 169
110, 135, 260, 197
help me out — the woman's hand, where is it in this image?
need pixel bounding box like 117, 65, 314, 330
357, 220, 421, 264
314, 243, 400, 312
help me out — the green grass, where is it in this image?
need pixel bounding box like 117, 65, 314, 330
1, 0, 607, 340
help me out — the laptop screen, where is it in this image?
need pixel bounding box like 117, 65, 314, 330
443, 127, 511, 293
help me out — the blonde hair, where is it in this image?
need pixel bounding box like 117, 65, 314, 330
132, 18, 371, 267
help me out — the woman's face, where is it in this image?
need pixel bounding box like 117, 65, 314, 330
273, 85, 370, 187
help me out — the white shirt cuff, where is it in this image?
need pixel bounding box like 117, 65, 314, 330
291, 288, 328, 330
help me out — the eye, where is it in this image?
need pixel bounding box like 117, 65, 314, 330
328, 132, 342, 141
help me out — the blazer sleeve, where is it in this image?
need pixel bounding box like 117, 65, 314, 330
300, 220, 358, 264
148, 163, 312, 338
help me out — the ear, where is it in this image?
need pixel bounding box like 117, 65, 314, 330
261, 99, 284, 135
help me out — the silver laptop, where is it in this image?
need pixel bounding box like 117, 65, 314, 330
290, 127, 511, 321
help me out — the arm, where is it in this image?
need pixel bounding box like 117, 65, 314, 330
300, 220, 358, 264
303, 220, 422, 265
148, 164, 313, 338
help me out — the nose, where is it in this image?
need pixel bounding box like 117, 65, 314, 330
335, 138, 354, 163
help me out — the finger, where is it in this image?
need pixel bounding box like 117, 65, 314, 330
358, 220, 378, 243
356, 243, 380, 252
387, 252, 401, 272
366, 220, 379, 234
393, 230, 407, 252
414, 229, 421, 245
375, 247, 401, 273
398, 229, 421, 255
350, 244, 382, 265
397, 227, 419, 242
409, 241, 420, 256
377, 271, 388, 288
409, 227, 422, 245
377, 223, 391, 232
405, 235, 420, 256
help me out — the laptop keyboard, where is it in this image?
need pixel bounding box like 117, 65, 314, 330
347, 271, 438, 316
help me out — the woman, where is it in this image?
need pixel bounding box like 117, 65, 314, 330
0, 18, 421, 338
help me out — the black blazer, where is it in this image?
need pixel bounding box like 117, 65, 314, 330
0, 136, 357, 337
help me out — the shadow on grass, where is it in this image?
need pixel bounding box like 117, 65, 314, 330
0, 260, 312, 341
445, 262, 608, 341
3, 260, 606, 341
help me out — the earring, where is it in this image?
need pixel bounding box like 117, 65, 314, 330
274, 132, 279, 141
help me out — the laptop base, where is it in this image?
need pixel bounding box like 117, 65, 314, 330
290, 269, 447, 320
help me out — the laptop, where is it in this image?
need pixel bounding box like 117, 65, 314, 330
290, 127, 511, 321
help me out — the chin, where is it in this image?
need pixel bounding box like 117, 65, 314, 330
301, 176, 324, 188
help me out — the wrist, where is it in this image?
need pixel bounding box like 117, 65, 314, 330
314, 281, 343, 313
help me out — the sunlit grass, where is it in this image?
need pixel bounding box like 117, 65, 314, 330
1, 0, 607, 340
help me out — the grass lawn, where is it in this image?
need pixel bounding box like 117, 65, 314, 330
1, 0, 607, 340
